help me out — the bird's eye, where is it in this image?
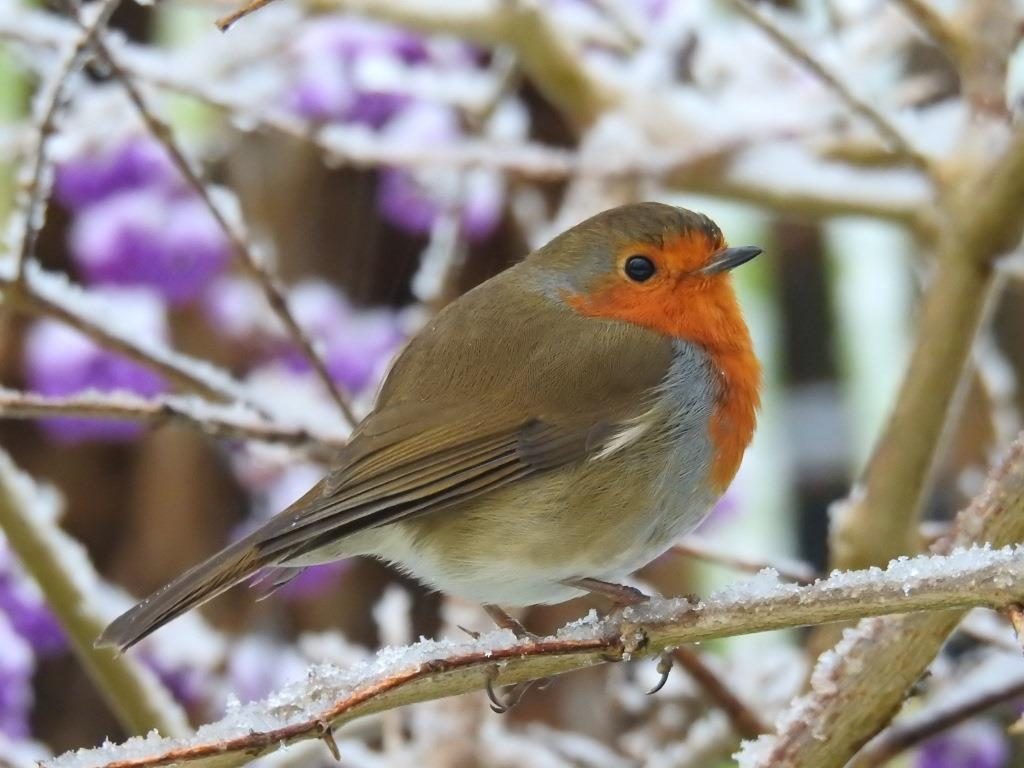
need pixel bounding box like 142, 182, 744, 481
624, 255, 656, 282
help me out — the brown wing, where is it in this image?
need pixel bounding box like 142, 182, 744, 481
254, 409, 611, 563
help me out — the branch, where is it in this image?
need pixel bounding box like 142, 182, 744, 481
68, 14, 359, 429
0, 264, 296, 430
832, 129, 1024, 572
671, 647, 769, 739
6, 0, 122, 282
0, 449, 188, 737
893, 0, 966, 65
739, 431, 1024, 767
672, 536, 819, 585
0, 388, 343, 458
0, 7, 933, 226
723, 0, 929, 171
309, 0, 616, 128
45, 543, 1024, 768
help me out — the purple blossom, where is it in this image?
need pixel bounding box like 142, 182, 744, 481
916, 720, 1009, 768
54, 137, 181, 211
140, 653, 210, 712
323, 311, 404, 393
376, 103, 504, 241
0, 615, 33, 740
69, 190, 231, 304
0, 546, 64, 656
23, 290, 168, 443
290, 17, 429, 127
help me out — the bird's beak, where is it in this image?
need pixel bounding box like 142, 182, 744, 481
699, 245, 762, 276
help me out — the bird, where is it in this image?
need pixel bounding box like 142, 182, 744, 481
97, 201, 762, 652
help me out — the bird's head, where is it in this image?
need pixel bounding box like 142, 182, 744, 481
531, 202, 761, 351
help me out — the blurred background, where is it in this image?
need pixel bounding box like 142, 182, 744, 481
1, 0, 1023, 766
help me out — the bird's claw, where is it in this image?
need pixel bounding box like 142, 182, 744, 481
484, 665, 537, 713
647, 649, 674, 695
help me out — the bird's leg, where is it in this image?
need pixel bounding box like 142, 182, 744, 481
563, 577, 651, 606
483, 603, 541, 641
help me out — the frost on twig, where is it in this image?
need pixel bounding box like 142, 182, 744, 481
0, 388, 344, 458
46, 544, 1024, 768
0, 448, 188, 737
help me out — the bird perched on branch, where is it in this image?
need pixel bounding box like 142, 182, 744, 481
98, 202, 762, 651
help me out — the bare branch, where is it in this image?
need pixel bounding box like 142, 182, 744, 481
67, 12, 359, 428
0, 449, 189, 738
833, 129, 1024, 573
215, 0, 280, 31
893, 0, 966, 64
723, 0, 930, 171
45, 541, 1024, 768
672, 536, 819, 585
0, 388, 343, 458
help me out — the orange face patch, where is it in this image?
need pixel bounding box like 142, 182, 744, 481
564, 229, 760, 493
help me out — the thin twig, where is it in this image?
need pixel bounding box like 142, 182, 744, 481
44, 542, 1024, 768
68, 16, 359, 428
9, 0, 122, 282
0, 388, 343, 457
671, 646, 769, 739
893, 0, 966, 65
724, 0, 930, 171
215, 0, 279, 31
672, 536, 820, 585
851, 663, 1024, 767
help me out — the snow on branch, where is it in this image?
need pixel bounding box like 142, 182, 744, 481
0, 388, 344, 458
64, 8, 359, 428
739, 433, 1024, 767
0, 448, 189, 738
0, 263, 285, 420
46, 543, 1024, 768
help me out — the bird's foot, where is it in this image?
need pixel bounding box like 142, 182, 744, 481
647, 649, 675, 695
484, 665, 538, 714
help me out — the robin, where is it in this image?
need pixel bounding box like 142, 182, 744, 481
99, 201, 761, 651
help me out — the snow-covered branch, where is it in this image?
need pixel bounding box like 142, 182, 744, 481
740, 432, 1024, 767
0, 388, 343, 458
0, 449, 188, 738
47, 541, 1024, 768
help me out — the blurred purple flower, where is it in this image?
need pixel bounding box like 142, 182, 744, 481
0, 546, 64, 656
290, 17, 429, 127
55, 137, 181, 211
916, 720, 1009, 768
23, 290, 168, 443
0, 615, 33, 739
323, 311, 404, 393
141, 653, 210, 712
69, 190, 231, 304
376, 103, 504, 241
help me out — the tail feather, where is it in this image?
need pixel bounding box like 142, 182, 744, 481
96, 536, 268, 652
